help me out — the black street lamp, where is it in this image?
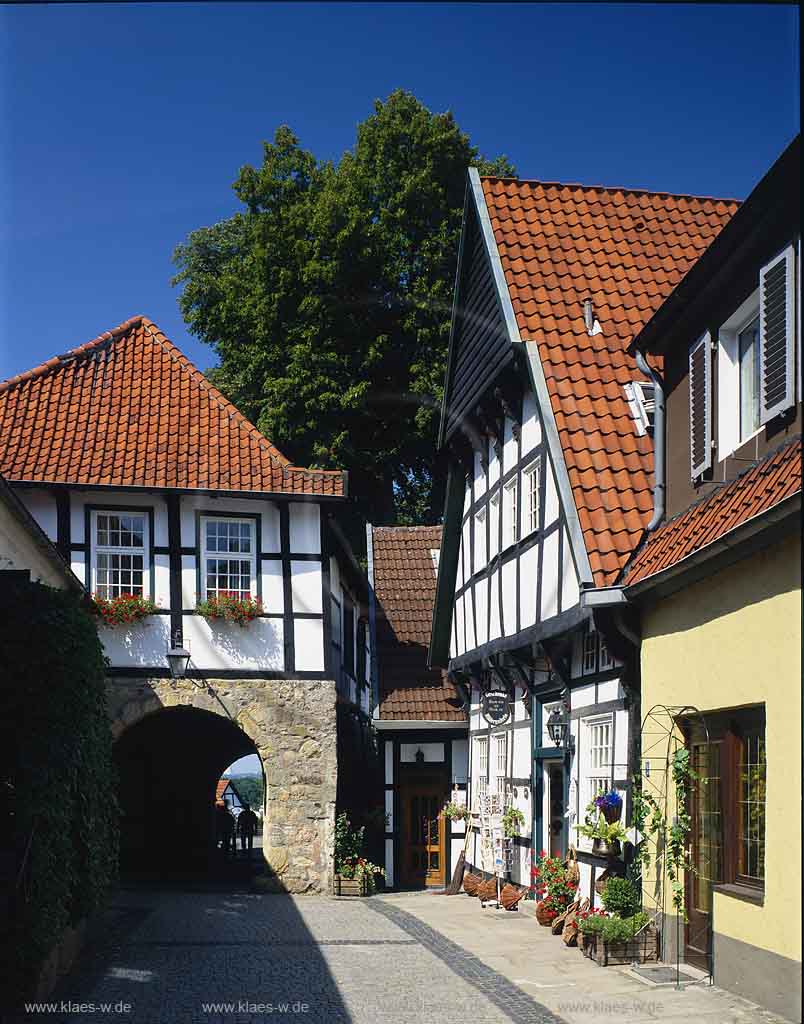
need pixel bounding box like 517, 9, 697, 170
166, 630, 191, 680
546, 702, 570, 749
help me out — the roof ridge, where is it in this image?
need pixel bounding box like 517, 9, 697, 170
0, 315, 145, 395
478, 173, 742, 205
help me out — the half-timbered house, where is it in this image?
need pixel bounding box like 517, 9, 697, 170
0, 315, 371, 892
368, 525, 467, 889
429, 170, 738, 898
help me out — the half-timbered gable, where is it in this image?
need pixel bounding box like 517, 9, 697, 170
369, 525, 467, 889
0, 315, 369, 893
431, 169, 738, 899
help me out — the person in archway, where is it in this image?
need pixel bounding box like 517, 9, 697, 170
215, 800, 235, 857
237, 803, 259, 857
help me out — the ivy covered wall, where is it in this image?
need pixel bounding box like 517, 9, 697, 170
0, 578, 119, 1008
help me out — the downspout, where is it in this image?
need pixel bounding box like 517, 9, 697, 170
366, 523, 379, 713
635, 350, 665, 532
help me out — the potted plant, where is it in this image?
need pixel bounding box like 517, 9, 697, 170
600, 876, 641, 918
333, 812, 385, 896
576, 907, 609, 957
196, 592, 263, 627
502, 806, 525, 838
594, 789, 623, 824
443, 801, 470, 823
531, 850, 578, 925
575, 797, 629, 858
92, 593, 157, 626
594, 912, 657, 966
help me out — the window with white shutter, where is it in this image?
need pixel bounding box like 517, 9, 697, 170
689, 331, 712, 478
759, 245, 796, 424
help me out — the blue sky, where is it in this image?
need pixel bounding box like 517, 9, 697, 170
0, 3, 799, 381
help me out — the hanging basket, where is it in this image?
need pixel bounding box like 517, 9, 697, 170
500, 883, 526, 911
562, 897, 589, 946
551, 899, 579, 935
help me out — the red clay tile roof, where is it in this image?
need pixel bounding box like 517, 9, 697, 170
215, 779, 231, 802
0, 316, 346, 498
624, 437, 801, 586
372, 525, 465, 722
481, 178, 739, 585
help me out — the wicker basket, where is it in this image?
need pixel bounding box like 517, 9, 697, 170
500, 883, 525, 911
463, 872, 481, 896
535, 900, 554, 926
477, 877, 499, 902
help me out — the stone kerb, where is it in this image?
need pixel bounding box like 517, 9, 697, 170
106, 675, 338, 894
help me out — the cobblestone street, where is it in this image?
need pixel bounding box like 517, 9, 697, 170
22, 887, 561, 1024
21, 887, 788, 1024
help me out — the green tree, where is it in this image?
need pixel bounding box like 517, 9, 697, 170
174, 90, 514, 526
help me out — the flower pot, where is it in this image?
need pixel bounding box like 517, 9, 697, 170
593, 926, 659, 966
333, 874, 369, 897
600, 805, 622, 824
592, 838, 621, 859
578, 932, 596, 958
535, 900, 554, 926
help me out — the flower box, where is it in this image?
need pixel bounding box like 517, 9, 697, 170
333, 874, 370, 897
593, 926, 659, 966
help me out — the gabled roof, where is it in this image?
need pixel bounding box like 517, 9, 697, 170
624, 436, 801, 588
372, 525, 465, 722
0, 316, 346, 498
478, 176, 739, 586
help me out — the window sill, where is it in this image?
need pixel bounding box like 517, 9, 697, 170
712, 883, 764, 906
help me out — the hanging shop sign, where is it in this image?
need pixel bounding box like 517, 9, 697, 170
481, 688, 511, 726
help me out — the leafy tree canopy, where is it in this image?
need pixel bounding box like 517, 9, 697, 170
173, 90, 514, 526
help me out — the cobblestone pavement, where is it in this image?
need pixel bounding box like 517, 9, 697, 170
22, 886, 565, 1024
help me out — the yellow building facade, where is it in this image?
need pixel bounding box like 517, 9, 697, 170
639, 531, 801, 1021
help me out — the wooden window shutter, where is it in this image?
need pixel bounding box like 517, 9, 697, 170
689, 331, 712, 478
760, 244, 796, 424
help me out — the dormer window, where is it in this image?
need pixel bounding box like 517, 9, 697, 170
738, 314, 761, 442
625, 381, 655, 436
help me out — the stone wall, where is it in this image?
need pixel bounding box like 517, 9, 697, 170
107, 676, 338, 894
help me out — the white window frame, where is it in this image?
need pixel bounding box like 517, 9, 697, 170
689, 331, 713, 478
474, 736, 488, 806
718, 289, 762, 460
503, 476, 518, 548
91, 509, 150, 600
624, 381, 656, 436
584, 714, 614, 809
200, 516, 257, 603
522, 457, 541, 536
494, 732, 507, 796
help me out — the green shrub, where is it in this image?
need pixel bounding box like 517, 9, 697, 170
600, 911, 650, 943
0, 580, 118, 1010
600, 876, 641, 918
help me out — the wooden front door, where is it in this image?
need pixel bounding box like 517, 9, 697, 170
399, 776, 446, 888
686, 740, 722, 972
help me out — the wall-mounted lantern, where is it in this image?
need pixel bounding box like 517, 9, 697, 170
166, 630, 191, 680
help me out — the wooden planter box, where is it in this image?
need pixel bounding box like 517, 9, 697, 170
333, 874, 369, 896
594, 926, 659, 966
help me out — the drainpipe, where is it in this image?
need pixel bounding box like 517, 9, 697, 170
635, 350, 665, 532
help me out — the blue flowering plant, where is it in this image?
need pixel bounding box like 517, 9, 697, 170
594, 790, 623, 823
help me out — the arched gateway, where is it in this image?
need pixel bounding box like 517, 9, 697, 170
108, 676, 338, 892
0, 316, 373, 895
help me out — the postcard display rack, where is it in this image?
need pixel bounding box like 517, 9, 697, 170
477, 787, 513, 909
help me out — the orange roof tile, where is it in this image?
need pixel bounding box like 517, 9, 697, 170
481, 177, 739, 585
624, 437, 801, 586
372, 525, 465, 722
0, 316, 346, 498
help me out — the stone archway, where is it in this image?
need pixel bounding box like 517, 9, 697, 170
107, 675, 337, 893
